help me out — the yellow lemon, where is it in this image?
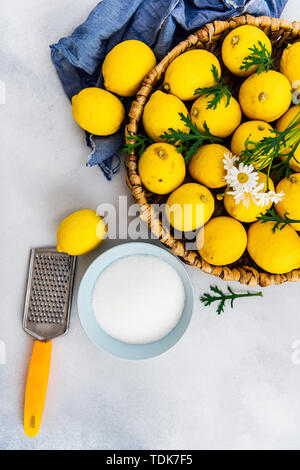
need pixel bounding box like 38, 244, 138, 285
221, 25, 272, 77
231, 120, 274, 168
239, 70, 292, 122
197, 216, 247, 265
276, 105, 300, 172
163, 49, 221, 101
247, 220, 300, 274
138, 143, 186, 194
165, 183, 214, 232
57, 209, 107, 256
102, 40, 156, 97
280, 42, 300, 90
72, 87, 124, 136
188, 143, 229, 188
224, 172, 274, 223
190, 94, 241, 138
142, 90, 189, 142
275, 174, 300, 231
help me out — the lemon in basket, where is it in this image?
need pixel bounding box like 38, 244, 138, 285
163, 49, 221, 101
280, 42, 300, 90
138, 143, 186, 194
224, 172, 274, 223
72, 87, 124, 135
221, 25, 272, 77
190, 94, 241, 138
231, 120, 274, 168
188, 143, 229, 188
165, 183, 214, 232
102, 40, 156, 97
247, 220, 300, 274
197, 216, 247, 266
142, 90, 189, 142
239, 70, 292, 122
275, 174, 300, 231
57, 210, 107, 256
276, 105, 300, 172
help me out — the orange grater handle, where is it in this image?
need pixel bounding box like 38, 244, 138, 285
24, 340, 52, 437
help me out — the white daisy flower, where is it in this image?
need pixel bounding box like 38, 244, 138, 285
223, 152, 239, 172
226, 189, 252, 208
252, 190, 285, 207
224, 162, 259, 193
226, 182, 280, 209
222, 151, 284, 209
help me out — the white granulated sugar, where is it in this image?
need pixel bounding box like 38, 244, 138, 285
92, 254, 185, 344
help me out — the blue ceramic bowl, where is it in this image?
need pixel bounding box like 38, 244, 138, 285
77, 242, 194, 360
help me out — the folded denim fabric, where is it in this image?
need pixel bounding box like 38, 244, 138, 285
50, 0, 287, 180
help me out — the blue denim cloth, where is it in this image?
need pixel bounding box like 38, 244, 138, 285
50, 0, 287, 180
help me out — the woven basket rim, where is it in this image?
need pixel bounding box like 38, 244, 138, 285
125, 14, 300, 287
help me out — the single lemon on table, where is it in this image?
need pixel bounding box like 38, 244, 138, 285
57, 210, 107, 256
102, 40, 156, 97
190, 94, 241, 138
221, 25, 272, 77
231, 120, 274, 168
276, 105, 300, 172
247, 220, 300, 274
224, 172, 274, 223
280, 42, 300, 90
163, 49, 221, 101
165, 183, 215, 232
138, 143, 186, 195
197, 216, 247, 266
72, 87, 124, 135
275, 174, 300, 231
142, 90, 189, 142
188, 143, 229, 188
239, 70, 292, 122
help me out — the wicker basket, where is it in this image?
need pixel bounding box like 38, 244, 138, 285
125, 14, 300, 288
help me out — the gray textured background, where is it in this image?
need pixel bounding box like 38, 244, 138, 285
1, 0, 300, 450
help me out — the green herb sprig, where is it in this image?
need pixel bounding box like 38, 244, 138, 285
240, 110, 300, 189
194, 65, 232, 109
122, 133, 153, 156
256, 208, 300, 233
240, 40, 273, 74
160, 112, 221, 163
200, 285, 263, 315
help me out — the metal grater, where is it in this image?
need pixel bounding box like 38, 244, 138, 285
23, 248, 76, 341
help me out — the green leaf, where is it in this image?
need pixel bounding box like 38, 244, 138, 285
240, 109, 300, 189
200, 285, 263, 315
122, 133, 153, 156
256, 208, 300, 233
194, 65, 232, 109
160, 113, 221, 163
240, 40, 273, 74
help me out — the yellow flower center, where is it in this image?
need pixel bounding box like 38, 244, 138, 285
238, 172, 248, 184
